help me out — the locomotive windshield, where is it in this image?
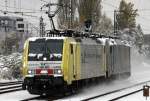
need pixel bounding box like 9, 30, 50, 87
28, 38, 63, 61
46, 39, 63, 54
29, 42, 45, 54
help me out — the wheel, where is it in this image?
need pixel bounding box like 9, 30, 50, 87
22, 83, 26, 90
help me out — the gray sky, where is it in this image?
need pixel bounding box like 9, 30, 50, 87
0, 0, 150, 34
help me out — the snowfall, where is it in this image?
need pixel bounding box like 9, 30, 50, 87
0, 48, 149, 101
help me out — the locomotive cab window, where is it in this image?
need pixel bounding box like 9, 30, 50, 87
28, 39, 45, 54
46, 39, 63, 54
28, 39, 63, 61
46, 39, 63, 61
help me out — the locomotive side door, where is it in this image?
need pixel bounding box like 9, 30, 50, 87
70, 43, 77, 80
105, 40, 112, 77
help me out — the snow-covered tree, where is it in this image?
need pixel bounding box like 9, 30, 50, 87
117, 0, 138, 30
0, 53, 22, 80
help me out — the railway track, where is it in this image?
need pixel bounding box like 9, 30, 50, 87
0, 81, 23, 94
21, 96, 42, 101
109, 88, 143, 101
0, 81, 22, 86
81, 80, 150, 101
21, 95, 64, 101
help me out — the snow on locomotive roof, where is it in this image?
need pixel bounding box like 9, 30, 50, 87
114, 39, 131, 47
97, 38, 117, 45
97, 38, 131, 46
109, 39, 117, 45
28, 37, 66, 41
97, 38, 107, 45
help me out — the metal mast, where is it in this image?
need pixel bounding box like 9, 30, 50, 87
40, 16, 45, 37
5, 0, 8, 12
41, 0, 74, 31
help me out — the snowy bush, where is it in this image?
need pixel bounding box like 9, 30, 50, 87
117, 27, 145, 54
0, 53, 22, 80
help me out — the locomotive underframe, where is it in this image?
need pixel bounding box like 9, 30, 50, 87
22, 76, 64, 95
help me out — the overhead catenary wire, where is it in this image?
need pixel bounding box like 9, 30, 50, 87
103, 9, 150, 12
1, 1, 150, 15
137, 16, 150, 22
102, 0, 150, 12
102, 1, 150, 12
0, 9, 40, 17
0, 10, 41, 20
0, 3, 42, 12
0, 0, 150, 34
102, 0, 118, 9
1, 1, 150, 18
40, 0, 48, 3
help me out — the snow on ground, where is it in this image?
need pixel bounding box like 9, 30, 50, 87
0, 79, 20, 83
91, 82, 150, 101
0, 91, 38, 101
118, 90, 150, 101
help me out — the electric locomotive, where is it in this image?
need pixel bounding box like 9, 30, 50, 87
22, 32, 131, 95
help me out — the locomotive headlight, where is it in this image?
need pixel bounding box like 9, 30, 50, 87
43, 57, 47, 61
54, 69, 62, 74
57, 69, 62, 74
28, 70, 32, 74
28, 70, 34, 74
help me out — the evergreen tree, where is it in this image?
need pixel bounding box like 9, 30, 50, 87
136, 24, 144, 53
117, 0, 138, 30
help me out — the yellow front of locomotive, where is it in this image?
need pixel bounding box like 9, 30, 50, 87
22, 37, 66, 95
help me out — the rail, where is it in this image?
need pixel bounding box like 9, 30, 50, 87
0, 81, 22, 86
109, 89, 143, 101
81, 80, 150, 101
0, 81, 23, 94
